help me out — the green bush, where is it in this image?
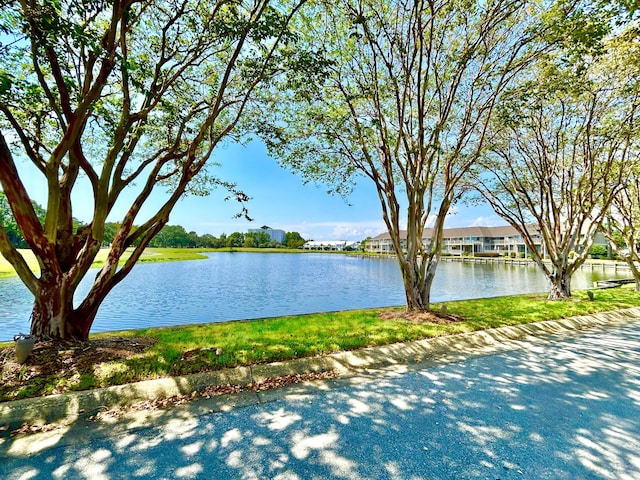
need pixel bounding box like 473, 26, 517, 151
589, 244, 608, 259
475, 252, 501, 258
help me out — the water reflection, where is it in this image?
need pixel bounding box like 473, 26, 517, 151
0, 253, 629, 340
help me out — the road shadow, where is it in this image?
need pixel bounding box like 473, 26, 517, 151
1, 321, 639, 479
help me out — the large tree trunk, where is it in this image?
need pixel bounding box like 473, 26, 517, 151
401, 267, 428, 310
398, 254, 436, 311
548, 269, 572, 299
393, 194, 447, 312
28, 253, 107, 341
625, 259, 640, 292
30, 295, 100, 341
29, 276, 90, 340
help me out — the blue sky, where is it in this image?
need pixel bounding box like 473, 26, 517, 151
167, 140, 507, 240
16, 139, 506, 241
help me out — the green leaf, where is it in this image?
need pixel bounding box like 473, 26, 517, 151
0, 70, 13, 95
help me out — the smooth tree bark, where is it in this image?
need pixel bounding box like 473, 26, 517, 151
472, 38, 637, 298
0, 0, 308, 340
260, 0, 549, 312
604, 179, 640, 292
598, 32, 640, 291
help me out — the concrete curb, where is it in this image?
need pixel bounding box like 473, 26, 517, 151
2, 306, 640, 432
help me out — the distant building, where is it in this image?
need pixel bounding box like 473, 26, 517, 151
248, 225, 286, 244
303, 240, 360, 251
365, 225, 609, 258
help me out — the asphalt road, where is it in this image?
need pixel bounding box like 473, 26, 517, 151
2, 321, 639, 480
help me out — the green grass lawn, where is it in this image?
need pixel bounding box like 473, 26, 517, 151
2, 285, 638, 401
2, 247, 638, 399
122, 287, 640, 375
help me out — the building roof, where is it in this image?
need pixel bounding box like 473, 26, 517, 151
249, 226, 285, 232
304, 240, 351, 246
369, 224, 537, 241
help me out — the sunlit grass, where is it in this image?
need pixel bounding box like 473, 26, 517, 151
83, 286, 640, 384
1, 283, 639, 401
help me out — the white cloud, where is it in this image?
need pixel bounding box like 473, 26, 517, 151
192, 211, 510, 240
284, 220, 387, 241
441, 203, 508, 229
469, 215, 508, 227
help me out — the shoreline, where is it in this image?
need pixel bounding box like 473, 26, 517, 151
2, 305, 640, 432
0, 247, 343, 279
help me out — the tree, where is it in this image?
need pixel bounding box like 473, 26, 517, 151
243, 233, 256, 248
0, 0, 309, 340
604, 169, 640, 291
472, 34, 638, 298
101, 222, 120, 247
187, 231, 199, 248
260, 0, 551, 312
149, 224, 192, 247
257, 231, 272, 247
595, 27, 640, 291
243, 230, 271, 247
361, 237, 372, 252
227, 231, 244, 247
218, 233, 228, 248
284, 231, 305, 248
197, 233, 217, 248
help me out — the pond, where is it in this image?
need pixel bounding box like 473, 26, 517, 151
0, 253, 629, 341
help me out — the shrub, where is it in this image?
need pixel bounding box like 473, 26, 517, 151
589, 244, 608, 259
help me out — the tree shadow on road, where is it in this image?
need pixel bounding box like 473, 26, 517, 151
2, 322, 639, 479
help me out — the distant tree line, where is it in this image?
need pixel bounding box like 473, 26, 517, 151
2, 196, 307, 250
104, 223, 306, 249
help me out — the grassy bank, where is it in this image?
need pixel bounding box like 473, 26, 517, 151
0, 247, 332, 279
0, 247, 214, 279
1, 286, 639, 401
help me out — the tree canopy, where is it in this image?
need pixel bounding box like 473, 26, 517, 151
0, 0, 312, 339
472, 14, 639, 299
259, 0, 557, 310
1, 0, 638, 344
599, 24, 640, 291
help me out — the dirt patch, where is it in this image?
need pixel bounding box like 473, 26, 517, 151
378, 308, 466, 324
0, 337, 157, 402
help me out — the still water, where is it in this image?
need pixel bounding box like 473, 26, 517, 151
0, 253, 628, 341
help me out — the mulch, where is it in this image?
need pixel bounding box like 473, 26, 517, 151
377, 308, 465, 324
0, 337, 157, 401
1, 336, 340, 435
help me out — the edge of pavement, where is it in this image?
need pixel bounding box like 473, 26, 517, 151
2, 306, 640, 435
